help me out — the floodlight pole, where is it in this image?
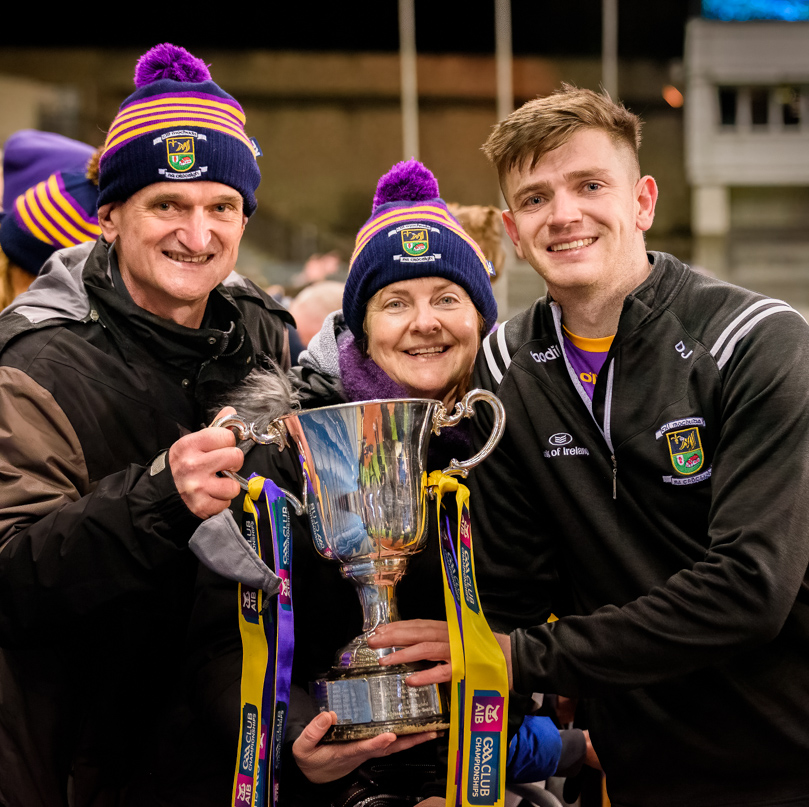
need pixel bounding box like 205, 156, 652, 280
495, 0, 514, 123
602, 0, 618, 98
399, 0, 419, 160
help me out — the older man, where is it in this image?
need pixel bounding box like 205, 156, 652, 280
0, 44, 291, 806
375, 86, 809, 806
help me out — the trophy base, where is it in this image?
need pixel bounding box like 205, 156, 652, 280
325, 717, 451, 742
310, 664, 449, 743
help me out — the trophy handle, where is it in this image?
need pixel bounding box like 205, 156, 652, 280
211, 414, 304, 515
432, 388, 506, 478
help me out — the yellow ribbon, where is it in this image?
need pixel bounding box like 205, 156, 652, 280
430, 471, 509, 807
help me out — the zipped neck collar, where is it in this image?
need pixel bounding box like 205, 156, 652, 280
551, 301, 615, 456
546, 251, 691, 499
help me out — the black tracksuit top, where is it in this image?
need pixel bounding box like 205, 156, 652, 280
470, 252, 809, 807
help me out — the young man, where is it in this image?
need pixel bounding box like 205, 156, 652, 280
0, 44, 292, 806
375, 86, 809, 806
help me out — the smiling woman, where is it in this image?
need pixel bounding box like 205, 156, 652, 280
364, 276, 481, 407
292, 159, 497, 410
278, 159, 500, 805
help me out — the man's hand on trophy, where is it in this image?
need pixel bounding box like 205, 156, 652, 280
292, 711, 440, 783
168, 406, 245, 520
369, 619, 514, 689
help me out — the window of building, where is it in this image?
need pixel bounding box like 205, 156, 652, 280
779, 86, 801, 126
751, 87, 769, 126
717, 84, 808, 131
718, 86, 737, 126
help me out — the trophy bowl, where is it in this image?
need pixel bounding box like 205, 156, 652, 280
217, 389, 505, 741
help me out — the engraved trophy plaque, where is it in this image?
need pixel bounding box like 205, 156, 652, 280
217, 389, 505, 741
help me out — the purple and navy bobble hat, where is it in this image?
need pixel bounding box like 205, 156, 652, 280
0, 131, 100, 275
97, 43, 261, 217
1, 130, 95, 212
343, 160, 497, 339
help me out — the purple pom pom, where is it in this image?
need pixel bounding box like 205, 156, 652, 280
134, 43, 212, 89
372, 160, 440, 212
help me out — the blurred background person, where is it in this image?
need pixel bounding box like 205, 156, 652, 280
286, 278, 344, 363
447, 202, 506, 285
0, 130, 100, 308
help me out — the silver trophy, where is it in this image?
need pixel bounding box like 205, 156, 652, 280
217, 389, 505, 741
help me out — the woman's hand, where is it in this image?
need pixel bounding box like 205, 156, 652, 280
369, 619, 512, 689
292, 711, 440, 784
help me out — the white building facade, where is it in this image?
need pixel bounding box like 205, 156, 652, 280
685, 18, 809, 306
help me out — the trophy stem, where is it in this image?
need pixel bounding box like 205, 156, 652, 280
314, 553, 450, 741
334, 556, 409, 669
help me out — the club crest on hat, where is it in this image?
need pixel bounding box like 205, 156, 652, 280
401, 228, 429, 257
154, 130, 209, 180
166, 136, 195, 172
666, 427, 704, 475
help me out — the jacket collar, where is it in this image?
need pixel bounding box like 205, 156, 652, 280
83, 239, 251, 370
544, 251, 690, 341
612, 252, 690, 344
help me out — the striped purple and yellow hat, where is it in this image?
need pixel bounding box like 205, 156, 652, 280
97, 43, 261, 216
343, 160, 497, 338
0, 131, 100, 276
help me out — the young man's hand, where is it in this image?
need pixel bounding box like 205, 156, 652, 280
368, 619, 513, 689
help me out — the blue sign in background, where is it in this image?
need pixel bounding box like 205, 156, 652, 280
702, 0, 809, 20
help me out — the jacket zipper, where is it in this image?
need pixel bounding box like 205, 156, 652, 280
551, 303, 618, 500
611, 454, 617, 500
604, 359, 617, 500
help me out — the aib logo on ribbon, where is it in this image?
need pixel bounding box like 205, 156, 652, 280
401, 228, 429, 257
241, 588, 259, 624
472, 696, 503, 731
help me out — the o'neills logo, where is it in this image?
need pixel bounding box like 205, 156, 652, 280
467, 692, 504, 805
531, 345, 561, 364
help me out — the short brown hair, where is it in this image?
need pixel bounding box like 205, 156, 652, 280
482, 84, 643, 188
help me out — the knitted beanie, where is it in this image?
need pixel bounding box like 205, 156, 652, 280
1, 130, 95, 211
97, 43, 261, 216
0, 131, 100, 275
342, 160, 497, 339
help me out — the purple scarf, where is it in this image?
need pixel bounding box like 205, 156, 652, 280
337, 331, 409, 402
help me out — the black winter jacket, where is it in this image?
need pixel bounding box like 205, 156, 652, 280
0, 239, 291, 807
470, 253, 809, 807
